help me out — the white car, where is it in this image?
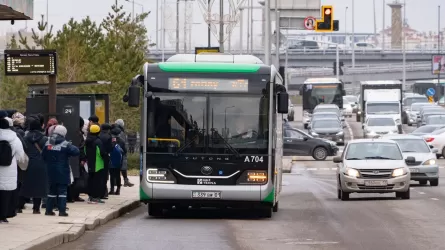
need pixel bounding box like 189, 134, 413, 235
342, 103, 353, 117
423, 127, 445, 158
363, 116, 399, 138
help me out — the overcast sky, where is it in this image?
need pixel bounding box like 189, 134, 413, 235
0, 0, 444, 48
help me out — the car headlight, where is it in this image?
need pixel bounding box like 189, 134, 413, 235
392, 168, 407, 177
344, 168, 360, 178
147, 168, 176, 183
336, 131, 344, 136
367, 130, 376, 135
422, 159, 436, 165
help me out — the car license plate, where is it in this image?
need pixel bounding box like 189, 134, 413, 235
364, 180, 387, 186
192, 191, 221, 199
410, 168, 419, 173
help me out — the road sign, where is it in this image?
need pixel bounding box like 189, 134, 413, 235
427, 88, 436, 96
304, 16, 316, 30
428, 96, 434, 103
4, 50, 57, 76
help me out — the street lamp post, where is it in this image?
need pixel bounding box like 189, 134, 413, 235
264, 0, 271, 65
438, 5, 441, 88
345, 6, 348, 47
351, 0, 355, 68
402, 0, 406, 90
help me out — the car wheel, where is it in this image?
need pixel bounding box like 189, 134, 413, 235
396, 189, 410, 200
340, 189, 349, 201
337, 188, 341, 199
407, 123, 412, 127
288, 116, 294, 121
312, 147, 328, 161
430, 179, 439, 186
148, 203, 164, 217
419, 180, 427, 185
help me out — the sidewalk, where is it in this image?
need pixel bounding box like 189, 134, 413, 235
0, 176, 140, 250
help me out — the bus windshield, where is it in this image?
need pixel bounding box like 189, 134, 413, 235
146, 93, 269, 155
302, 83, 343, 110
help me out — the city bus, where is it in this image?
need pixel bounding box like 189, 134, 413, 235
412, 79, 445, 99
301, 78, 345, 129
123, 53, 289, 218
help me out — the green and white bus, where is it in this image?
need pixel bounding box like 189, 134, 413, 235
123, 53, 289, 218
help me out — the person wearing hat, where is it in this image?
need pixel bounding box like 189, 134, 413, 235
88, 115, 99, 128
99, 123, 113, 199
85, 124, 107, 204
42, 125, 80, 217
114, 119, 134, 187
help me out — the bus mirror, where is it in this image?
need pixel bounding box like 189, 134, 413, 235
128, 85, 140, 107
277, 92, 289, 114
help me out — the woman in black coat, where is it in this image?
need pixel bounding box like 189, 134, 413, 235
19, 117, 48, 214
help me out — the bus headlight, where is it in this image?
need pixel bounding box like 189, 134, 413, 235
237, 170, 268, 185
147, 168, 176, 183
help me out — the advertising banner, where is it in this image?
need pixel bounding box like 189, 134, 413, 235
432, 55, 445, 75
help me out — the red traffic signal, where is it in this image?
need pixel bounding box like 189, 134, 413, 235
315, 6, 334, 32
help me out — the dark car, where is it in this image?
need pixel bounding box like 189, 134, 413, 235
308, 118, 345, 145
283, 127, 339, 161
410, 125, 445, 136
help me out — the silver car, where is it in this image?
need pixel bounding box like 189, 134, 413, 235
334, 139, 411, 200
363, 116, 399, 138
385, 135, 440, 186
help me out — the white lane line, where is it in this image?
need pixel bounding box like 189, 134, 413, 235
306, 168, 318, 171
345, 120, 354, 140
431, 198, 439, 201
320, 168, 330, 171
410, 187, 415, 190
331, 167, 337, 170
419, 192, 426, 194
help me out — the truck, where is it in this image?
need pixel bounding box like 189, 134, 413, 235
122, 53, 289, 218
357, 81, 403, 132
301, 78, 345, 129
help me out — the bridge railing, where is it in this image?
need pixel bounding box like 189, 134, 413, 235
287, 62, 431, 76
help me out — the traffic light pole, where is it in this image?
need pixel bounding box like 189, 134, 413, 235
336, 45, 340, 79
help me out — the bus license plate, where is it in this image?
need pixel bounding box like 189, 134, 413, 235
192, 191, 221, 199
364, 180, 387, 186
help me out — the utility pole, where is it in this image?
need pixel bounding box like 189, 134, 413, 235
162, 0, 166, 61
208, 0, 211, 47
264, 0, 271, 65
351, 0, 355, 68
402, 0, 406, 90
156, 0, 159, 50
239, 8, 243, 53
219, 0, 224, 52
382, 0, 385, 51
438, 5, 441, 90
184, 0, 187, 52
247, 1, 251, 52
176, 0, 180, 53
275, 10, 280, 69
250, 0, 253, 52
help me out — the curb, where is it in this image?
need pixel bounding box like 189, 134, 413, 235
14, 200, 141, 250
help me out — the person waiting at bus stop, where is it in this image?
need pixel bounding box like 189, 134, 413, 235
42, 125, 80, 217
85, 124, 107, 204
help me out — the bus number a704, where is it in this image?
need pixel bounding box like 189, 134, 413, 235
244, 156, 264, 163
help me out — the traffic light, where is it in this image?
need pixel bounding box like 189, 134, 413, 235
315, 6, 337, 32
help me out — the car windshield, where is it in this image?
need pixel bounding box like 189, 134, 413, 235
312, 113, 338, 120
314, 108, 339, 114
367, 103, 399, 114
367, 118, 395, 126
346, 142, 403, 160
426, 115, 445, 124
391, 139, 431, 153
404, 97, 428, 106
412, 126, 441, 134
312, 119, 341, 129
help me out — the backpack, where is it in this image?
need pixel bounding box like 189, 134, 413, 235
0, 140, 13, 167
110, 137, 123, 168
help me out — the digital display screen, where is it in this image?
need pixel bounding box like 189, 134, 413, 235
168, 78, 248, 92
4, 50, 57, 76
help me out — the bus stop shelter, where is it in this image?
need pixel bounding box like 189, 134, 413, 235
0, 0, 33, 20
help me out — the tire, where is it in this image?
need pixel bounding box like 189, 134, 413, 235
430, 179, 439, 186
396, 189, 410, 199
312, 147, 328, 161
337, 188, 341, 199
148, 203, 164, 217
340, 189, 349, 201
436, 154, 442, 159
407, 123, 412, 127
304, 124, 308, 129
258, 208, 272, 218
419, 180, 427, 185
273, 202, 279, 212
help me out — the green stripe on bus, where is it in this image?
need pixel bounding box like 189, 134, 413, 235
140, 186, 150, 200
263, 188, 274, 203
158, 62, 261, 73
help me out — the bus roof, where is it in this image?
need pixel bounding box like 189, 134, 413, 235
304, 78, 341, 84
414, 79, 445, 84
360, 80, 402, 85
167, 53, 264, 64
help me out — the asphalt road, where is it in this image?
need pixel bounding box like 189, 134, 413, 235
54, 106, 445, 250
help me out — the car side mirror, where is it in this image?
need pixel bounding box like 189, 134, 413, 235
277, 92, 289, 114
429, 144, 434, 149
303, 136, 309, 141
333, 156, 343, 163
405, 156, 416, 164
432, 148, 439, 153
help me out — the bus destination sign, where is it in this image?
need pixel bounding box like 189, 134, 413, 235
195, 47, 220, 54
168, 78, 248, 92
4, 50, 57, 76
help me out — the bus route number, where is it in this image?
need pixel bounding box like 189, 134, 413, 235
244, 156, 264, 163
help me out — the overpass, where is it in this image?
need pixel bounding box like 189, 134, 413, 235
146, 48, 444, 67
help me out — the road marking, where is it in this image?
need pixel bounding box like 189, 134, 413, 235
431, 198, 439, 201
331, 167, 337, 170
320, 168, 330, 170
419, 192, 425, 194
306, 168, 318, 171
345, 120, 354, 140
410, 187, 415, 190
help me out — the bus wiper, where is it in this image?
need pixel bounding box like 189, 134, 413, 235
211, 128, 240, 158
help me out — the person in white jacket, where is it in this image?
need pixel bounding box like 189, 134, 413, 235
0, 115, 27, 223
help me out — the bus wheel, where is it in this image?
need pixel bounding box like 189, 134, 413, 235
148, 204, 163, 217
259, 208, 272, 218
273, 202, 279, 212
